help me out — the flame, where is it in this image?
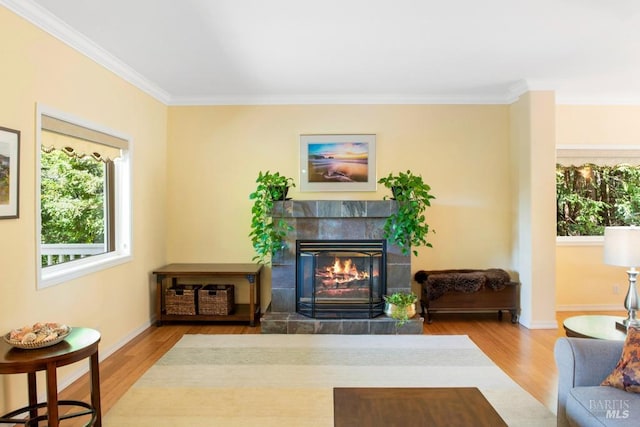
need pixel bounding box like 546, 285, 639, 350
320, 257, 369, 285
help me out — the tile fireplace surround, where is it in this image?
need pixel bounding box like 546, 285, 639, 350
260, 200, 423, 334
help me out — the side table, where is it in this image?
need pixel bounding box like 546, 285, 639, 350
0, 327, 101, 426
563, 315, 627, 340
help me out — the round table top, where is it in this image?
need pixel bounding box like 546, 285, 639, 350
0, 327, 100, 374
563, 315, 628, 341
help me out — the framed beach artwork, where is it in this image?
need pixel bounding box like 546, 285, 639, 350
299, 134, 376, 192
0, 126, 19, 219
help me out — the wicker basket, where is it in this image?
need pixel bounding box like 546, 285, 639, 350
198, 284, 235, 315
165, 285, 201, 315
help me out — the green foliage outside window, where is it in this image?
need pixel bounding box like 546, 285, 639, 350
556, 164, 640, 236
41, 150, 105, 245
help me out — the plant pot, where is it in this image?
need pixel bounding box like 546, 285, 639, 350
391, 185, 409, 200
384, 302, 416, 319
268, 185, 289, 201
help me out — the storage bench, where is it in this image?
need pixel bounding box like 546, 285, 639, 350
414, 269, 519, 324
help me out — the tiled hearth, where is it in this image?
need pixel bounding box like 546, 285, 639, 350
260, 200, 423, 334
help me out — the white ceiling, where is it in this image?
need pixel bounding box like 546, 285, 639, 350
6, 0, 640, 105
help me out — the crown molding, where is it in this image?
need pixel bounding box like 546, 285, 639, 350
509, 79, 640, 105
555, 94, 640, 105
505, 80, 530, 103
1, 0, 171, 104
168, 92, 515, 106
505, 79, 561, 104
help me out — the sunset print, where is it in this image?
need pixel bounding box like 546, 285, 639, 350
307, 141, 369, 183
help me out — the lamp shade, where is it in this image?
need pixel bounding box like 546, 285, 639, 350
603, 226, 640, 267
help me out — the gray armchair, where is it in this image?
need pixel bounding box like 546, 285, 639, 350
555, 337, 639, 426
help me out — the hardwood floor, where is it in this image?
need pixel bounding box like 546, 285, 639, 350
57, 310, 626, 423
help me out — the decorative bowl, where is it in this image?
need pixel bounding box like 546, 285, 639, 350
3, 324, 71, 349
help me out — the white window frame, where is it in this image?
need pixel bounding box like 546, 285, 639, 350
556, 144, 640, 246
36, 104, 132, 289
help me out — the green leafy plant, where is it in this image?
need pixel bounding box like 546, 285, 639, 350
249, 171, 296, 265
384, 292, 418, 325
378, 170, 435, 256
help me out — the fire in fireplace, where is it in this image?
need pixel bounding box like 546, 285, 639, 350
296, 240, 386, 318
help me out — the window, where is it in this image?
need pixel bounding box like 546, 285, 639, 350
556, 145, 640, 240
36, 105, 131, 289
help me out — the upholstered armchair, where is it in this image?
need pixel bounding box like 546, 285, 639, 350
555, 337, 639, 426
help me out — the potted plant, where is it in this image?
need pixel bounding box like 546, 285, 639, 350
249, 171, 296, 265
378, 170, 435, 256
384, 292, 418, 325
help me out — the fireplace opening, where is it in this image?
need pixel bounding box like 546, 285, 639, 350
296, 239, 386, 318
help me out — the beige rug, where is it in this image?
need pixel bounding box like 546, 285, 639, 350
104, 334, 555, 426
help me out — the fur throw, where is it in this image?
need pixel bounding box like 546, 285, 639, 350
414, 268, 511, 301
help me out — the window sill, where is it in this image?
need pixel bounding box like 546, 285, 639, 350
556, 236, 604, 246
38, 250, 131, 289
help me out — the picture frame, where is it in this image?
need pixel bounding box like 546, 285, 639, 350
300, 134, 376, 192
0, 126, 20, 219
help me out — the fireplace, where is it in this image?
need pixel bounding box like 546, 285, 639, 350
261, 200, 422, 334
296, 240, 386, 318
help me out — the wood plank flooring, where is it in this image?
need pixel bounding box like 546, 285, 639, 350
56, 310, 625, 424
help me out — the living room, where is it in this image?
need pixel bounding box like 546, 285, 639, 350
1, 1, 639, 424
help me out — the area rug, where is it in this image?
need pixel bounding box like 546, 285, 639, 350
104, 334, 555, 426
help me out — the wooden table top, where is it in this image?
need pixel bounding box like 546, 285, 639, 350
563, 315, 627, 340
0, 327, 100, 374
334, 387, 506, 427
152, 263, 262, 275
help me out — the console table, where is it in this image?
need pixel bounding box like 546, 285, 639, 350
153, 263, 262, 326
0, 327, 101, 427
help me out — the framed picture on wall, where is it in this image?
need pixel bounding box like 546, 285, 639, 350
299, 134, 376, 192
0, 126, 20, 219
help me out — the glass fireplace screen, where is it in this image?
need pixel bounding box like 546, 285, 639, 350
296, 239, 386, 319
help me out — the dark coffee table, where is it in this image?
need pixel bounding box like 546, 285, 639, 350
333, 387, 506, 427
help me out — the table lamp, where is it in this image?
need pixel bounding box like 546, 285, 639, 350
603, 226, 640, 328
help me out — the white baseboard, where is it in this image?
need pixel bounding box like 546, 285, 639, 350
55, 318, 153, 394
517, 318, 559, 329
556, 304, 624, 312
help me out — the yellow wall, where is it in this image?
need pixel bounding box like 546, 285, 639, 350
556, 105, 640, 309
166, 104, 514, 304
0, 8, 167, 411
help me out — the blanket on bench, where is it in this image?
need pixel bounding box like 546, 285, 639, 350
414, 268, 511, 300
